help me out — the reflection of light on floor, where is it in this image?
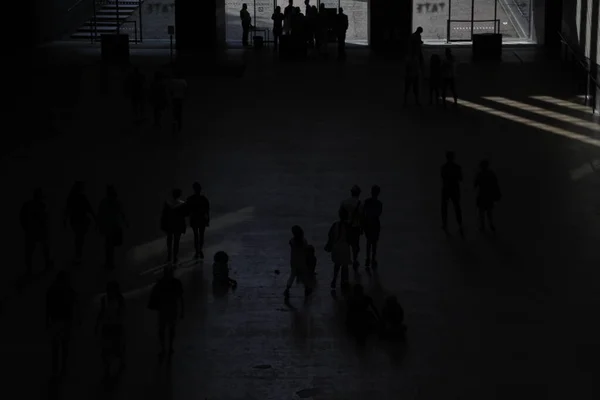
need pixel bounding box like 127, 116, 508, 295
128, 206, 255, 264
570, 160, 600, 181
459, 99, 600, 148
483, 97, 600, 132
530, 95, 594, 113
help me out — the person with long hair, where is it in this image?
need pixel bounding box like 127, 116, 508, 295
95, 280, 126, 381
285, 225, 310, 299
325, 207, 352, 290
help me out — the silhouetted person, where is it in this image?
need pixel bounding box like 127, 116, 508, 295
127, 66, 145, 119
20, 188, 53, 275
442, 48, 458, 107
240, 4, 252, 46
346, 284, 380, 346
285, 225, 310, 299
161, 189, 187, 264
64, 181, 95, 265
340, 185, 363, 270
98, 185, 127, 270
441, 151, 464, 236
272, 6, 284, 50
212, 251, 237, 288
291, 7, 307, 59
410, 26, 424, 66
429, 54, 442, 105
325, 207, 352, 289
148, 266, 184, 361
150, 72, 168, 128
170, 72, 187, 132
316, 3, 328, 56
474, 160, 501, 232
307, 5, 318, 47
336, 8, 349, 60
284, 0, 295, 35
95, 280, 125, 381
46, 271, 79, 377
380, 295, 406, 341
363, 185, 382, 270
404, 55, 421, 106
186, 182, 210, 259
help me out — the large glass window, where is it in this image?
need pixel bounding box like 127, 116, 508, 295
413, 0, 534, 43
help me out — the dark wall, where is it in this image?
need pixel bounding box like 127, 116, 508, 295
176, 0, 226, 54
370, 0, 412, 52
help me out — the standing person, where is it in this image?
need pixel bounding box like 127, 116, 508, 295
474, 160, 501, 232
97, 185, 128, 270
409, 26, 424, 66
126, 66, 145, 120
325, 208, 352, 290
340, 185, 363, 271
363, 185, 382, 270
441, 151, 464, 236
148, 266, 184, 361
64, 181, 95, 266
240, 4, 252, 46
160, 189, 187, 265
170, 72, 187, 132
284, 0, 295, 35
46, 271, 79, 377
442, 48, 458, 107
150, 72, 168, 128
335, 8, 349, 60
272, 6, 284, 51
429, 54, 442, 105
186, 182, 210, 260
284, 225, 310, 299
95, 280, 126, 381
20, 188, 53, 275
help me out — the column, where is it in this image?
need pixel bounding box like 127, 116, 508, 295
175, 0, 226, 54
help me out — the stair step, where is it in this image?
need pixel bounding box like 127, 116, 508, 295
93, 14, 130, 19
79, 25, 119, 32
84, 21, 120, 27
101, 5, 138, 10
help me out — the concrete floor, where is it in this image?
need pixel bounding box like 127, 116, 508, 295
2, 46, 600, 399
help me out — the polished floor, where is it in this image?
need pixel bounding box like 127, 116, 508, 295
2, 46, 600, 400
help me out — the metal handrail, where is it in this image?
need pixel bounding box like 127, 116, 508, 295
558, 31, 599, 90
558, 31, 599, 114
67, 0, 86, 12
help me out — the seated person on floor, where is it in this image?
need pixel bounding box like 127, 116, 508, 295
380, 295, 406, 339
346, 284, 380, 344
212, 251, 237, 288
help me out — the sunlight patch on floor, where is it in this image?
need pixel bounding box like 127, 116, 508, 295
459, 99, 600, 148
530, 96, 596, 114
483, 97, 600, 132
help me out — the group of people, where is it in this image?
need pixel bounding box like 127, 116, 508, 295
125, 67, 188, 131
241, 0, 350, 59
405, 27, 459, 107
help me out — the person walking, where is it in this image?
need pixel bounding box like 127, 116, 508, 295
362, 185, 382, 270
272, 6, 285, 51
325, 207, 352, 290
474, 160, 501, 232
160, 189, 187, 265
64, 181, 95, 265
442, 48, 458, 107
148, 266, 184, 362
335, 8, 349, 60
340, 185, 363, 271
284, 225, 310, 300
20, 188, 53, 275
441, 151, 464, 236
186, 182, 210, 260
97, 185, 128, 270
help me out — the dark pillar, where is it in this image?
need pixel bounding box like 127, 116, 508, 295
175, 0, 218, 56
370, 0, 413, 55
544, 0, 563, 53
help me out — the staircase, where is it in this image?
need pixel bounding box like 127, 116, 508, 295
71, 1, 143, 41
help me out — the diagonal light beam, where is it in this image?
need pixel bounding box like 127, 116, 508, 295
530, 95, 597, 114
458, 99, 600, 148
484, 96, 600, 132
